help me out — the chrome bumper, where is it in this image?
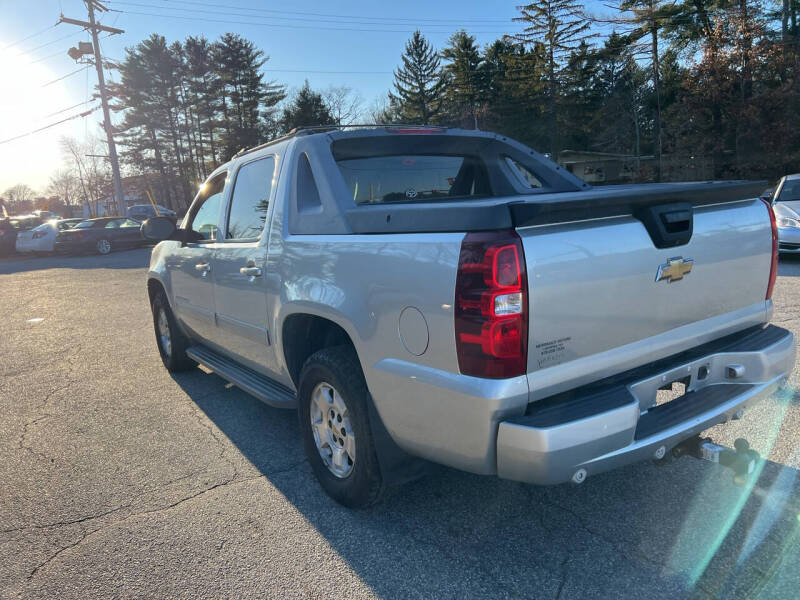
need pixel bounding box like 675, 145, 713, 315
497, 326, 795, 485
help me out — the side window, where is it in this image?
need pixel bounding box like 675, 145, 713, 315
189, 173, 227, 240
105, 219, 122, 229
120, 219, 141, 228
505, 157, 543, 189
226, 156, 276, 240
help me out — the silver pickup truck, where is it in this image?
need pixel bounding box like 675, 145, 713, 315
142, 126, 795, 507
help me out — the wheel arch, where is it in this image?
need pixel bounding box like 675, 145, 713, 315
280, 310, 428, 486
281, 312, 358, 389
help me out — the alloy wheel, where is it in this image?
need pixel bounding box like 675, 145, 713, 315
310, 382, 356, 478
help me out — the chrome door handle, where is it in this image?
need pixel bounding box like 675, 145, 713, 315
239, 266, 263, 278
195, 262, 211, 274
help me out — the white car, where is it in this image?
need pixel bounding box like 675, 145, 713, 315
15, 218, 83, 253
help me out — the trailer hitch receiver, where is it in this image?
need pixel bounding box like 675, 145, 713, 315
672, 437, 760, 485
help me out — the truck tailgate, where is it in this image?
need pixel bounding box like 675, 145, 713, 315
518, 197, 773, 400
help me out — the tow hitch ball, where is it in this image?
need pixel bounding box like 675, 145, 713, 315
671, 437, 760, 485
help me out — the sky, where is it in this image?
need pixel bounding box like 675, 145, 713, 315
0, 0, 604, 195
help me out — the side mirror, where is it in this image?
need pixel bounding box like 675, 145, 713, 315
141, 216, 177, 241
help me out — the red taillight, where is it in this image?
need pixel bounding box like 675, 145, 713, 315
455, 230, 528, 378
761, 198, 778, 300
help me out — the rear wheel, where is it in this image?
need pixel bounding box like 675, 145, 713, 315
96, 238, 112, 255
151, 289, 196, 372
298, 346, 384, 508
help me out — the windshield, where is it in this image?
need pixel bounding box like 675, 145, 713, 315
336, 154, 491, 204
777, 180, 800, 203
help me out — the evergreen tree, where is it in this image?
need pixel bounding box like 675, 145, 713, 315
389, 31, 445, 123
481, 39, 549, 150
441, 30, 484, 128
512, 0, 591, 155
589, 33, 643, 157
213, 33, 285, 159
279, 81, 334, 132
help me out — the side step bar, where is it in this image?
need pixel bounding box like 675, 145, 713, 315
186, 345, 297, 409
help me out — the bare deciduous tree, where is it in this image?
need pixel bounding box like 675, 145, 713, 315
2, 184, 37, 211
323, 86, 364, 125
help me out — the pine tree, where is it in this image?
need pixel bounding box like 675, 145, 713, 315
213, 33, 285, 159
441, 30, 484, 127
481, 39, 550, 150
389, 31, 445, 124
279, 81, 334, 132
512, 0, 591, 156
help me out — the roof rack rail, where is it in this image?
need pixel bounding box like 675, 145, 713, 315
231, 123, 444, 159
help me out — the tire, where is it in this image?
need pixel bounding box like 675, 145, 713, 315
298, 346, 385, 508
96, 238, 112, 255
151, 289, 196, 372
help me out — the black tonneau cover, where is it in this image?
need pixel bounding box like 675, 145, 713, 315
508, 180, 767, 228
345, 180, 767, 234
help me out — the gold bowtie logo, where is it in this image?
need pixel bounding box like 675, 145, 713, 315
656, 257, 693, 283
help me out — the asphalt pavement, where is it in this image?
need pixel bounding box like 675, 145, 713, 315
2, 248, 800, 599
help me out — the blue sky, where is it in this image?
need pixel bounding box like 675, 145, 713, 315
0, 0, 607, 193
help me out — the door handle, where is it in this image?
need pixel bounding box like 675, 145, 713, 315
239, 266, 263, 278
195, 262, 211, 274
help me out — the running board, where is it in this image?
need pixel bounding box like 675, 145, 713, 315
186, 345, 297, 409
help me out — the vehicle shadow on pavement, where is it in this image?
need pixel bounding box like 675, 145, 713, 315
777, 255, 800, 277
0, 247, 153, 275
172, 367, 800, 600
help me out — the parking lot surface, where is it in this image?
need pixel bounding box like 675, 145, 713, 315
2, 248, 800, 599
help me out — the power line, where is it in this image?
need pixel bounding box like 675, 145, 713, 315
2, 22, 59, 51
27, 49, 66, 65
45, 99, 98, 118
22, 30, 85, 54
107, 0, 513, 24
114, 9, 511, 34
41, 65, 91, 88
0, 106, 100, 146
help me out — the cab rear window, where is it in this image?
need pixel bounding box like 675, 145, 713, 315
336, 154, 492, 204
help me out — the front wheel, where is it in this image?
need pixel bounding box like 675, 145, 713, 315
151, 290, 196, 372
298, 346, 384, 508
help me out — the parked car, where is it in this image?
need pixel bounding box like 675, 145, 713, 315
142, 126, 795, 508
32, 209, 60, 220
771, 174, 800, 253
54, 217, 145, 255
127, 204, 177, 223
15, 218, 83, 253
0, 215, 44, 256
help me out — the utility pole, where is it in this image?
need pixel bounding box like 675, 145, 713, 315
60, 1, 126, 216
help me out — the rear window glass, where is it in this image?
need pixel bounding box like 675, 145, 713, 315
336, 154, 491, 204
505, 157, 543, 188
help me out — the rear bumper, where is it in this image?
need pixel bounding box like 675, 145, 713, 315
497, 325, 795, 485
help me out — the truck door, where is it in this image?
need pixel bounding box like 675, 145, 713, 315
208, 155, 279, 375
166, 172, 226, 341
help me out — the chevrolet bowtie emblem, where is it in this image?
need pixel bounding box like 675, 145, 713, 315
656, 256, 693, 283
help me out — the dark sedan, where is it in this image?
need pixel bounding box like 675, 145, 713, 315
54, 217, 146, 255
0, 215, 45, 256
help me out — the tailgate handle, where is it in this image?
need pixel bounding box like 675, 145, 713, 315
636, 202, 693, 249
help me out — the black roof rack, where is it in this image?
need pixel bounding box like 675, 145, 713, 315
231, 123, 443, 159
